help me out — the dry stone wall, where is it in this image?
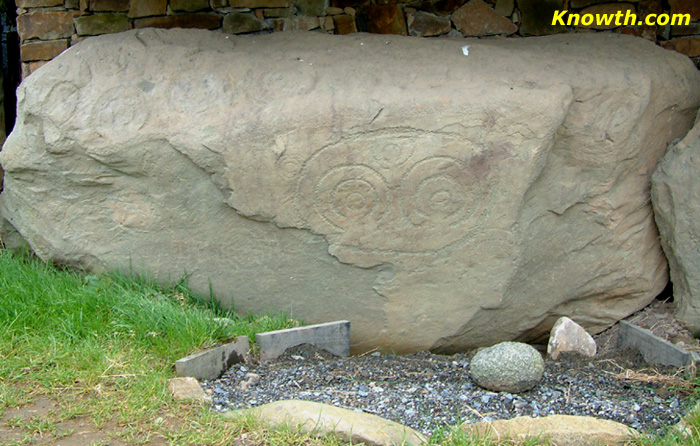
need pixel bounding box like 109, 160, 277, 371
16, 0, 700, 79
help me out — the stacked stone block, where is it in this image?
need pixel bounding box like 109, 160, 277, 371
15, 0, 700, 78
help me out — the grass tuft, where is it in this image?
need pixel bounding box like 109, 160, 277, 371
0, 248, 298, 444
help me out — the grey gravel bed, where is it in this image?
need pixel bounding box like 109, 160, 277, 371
202, 344, 692, 437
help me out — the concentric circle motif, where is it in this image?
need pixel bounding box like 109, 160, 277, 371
401, 156, 475, 227
251, 65, 317, 104
92, 87, 148, 138
371, 142, 413, 169
43, 81, 79, 125
312, 165, 389, 230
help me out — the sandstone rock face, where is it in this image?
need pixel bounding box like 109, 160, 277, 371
464, 414, 638, 446
230, 399, 427, 446
1, 29, 699, 353
652, 112, 700, 335
469, 342, 544, 393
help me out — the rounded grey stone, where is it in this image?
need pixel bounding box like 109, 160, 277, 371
469, 341, 544, 393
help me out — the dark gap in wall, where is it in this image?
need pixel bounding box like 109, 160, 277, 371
1, 0, 18, 137
655, 279, 674, 302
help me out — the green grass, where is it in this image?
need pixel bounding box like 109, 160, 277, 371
0, 248, 300, 444
1, 247, 699, 445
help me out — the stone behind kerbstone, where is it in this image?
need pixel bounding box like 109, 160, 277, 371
652, 112, 700, 336
1, 30, 699, 354
547, 316, 596, 360
229, 400, 427, 446
464, 415, 638, 446
470, 342, 544, 393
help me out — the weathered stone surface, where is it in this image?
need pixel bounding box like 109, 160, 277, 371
74, 13, 129, 36
135, 14, 222, 30
263, 8, 295, 17
17, 11, 77, 40
320, 15, 335, 31
297, 0, 329, 17
470, 342, 544, 393
578, 3, 636, 30
452, 0, 517, 36
1, 30, 699, 353
661, 37, 700, 58
272, 16, 319, 31
463, 415, 638, 446
21, 60, 49, 79
230, 0, 289, 7
229, 400, 427, 446
407, 11, 451, 37
356, 4, 406, 34
415, 0, 463, 15
223, 12, 268, 33
168, 377, 212, 402
128, 0, 167, 18
494, 0, 514, 16
175, 335, 249, 380
517, 0, 566, 36
670, 0, 700, 21
17, 0, 63, 7
21, 39, 68, 62
672, 22, 700, 37
618, 321, 696, 366
171, 0, 210, 11
571, 0, 629, 7
652, 113, 700, 335
257, 321, 350, 362
547, 317, 596, 359
333, 14, 356, 33
617, 0, 659, 40
90, 0, 129, 11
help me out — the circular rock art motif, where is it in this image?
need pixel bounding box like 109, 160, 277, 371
92, 87, 148, 140
401, 157, 473, 227
314, 165, 389, 230
170, 72, 232, 114
294, 130, 490, 254
371, 142, 413, 169
251, 64, 317, 104
276, 155, 305, 180
43, 81, 79, 125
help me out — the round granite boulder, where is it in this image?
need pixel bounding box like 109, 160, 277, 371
470, 342, 544, 393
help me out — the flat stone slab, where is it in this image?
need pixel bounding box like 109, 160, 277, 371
256, 320, 349, 362
227, 399, 427, 446
463, 414, 638, 446
175, 335, 249, 381
168, 377, 211, 403
618, 320, 697, 367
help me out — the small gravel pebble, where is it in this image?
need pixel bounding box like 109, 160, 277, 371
202, 344, 693, 436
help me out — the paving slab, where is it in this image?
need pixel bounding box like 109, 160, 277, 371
227, 399, 427, 446
168, 377, 212, 403
256, 320, 350, 362
175, 335, 249, 380
618, 320, 696, 367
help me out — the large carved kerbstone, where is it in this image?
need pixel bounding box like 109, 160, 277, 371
652, 112, 700, 334
1, 30, 699, 353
